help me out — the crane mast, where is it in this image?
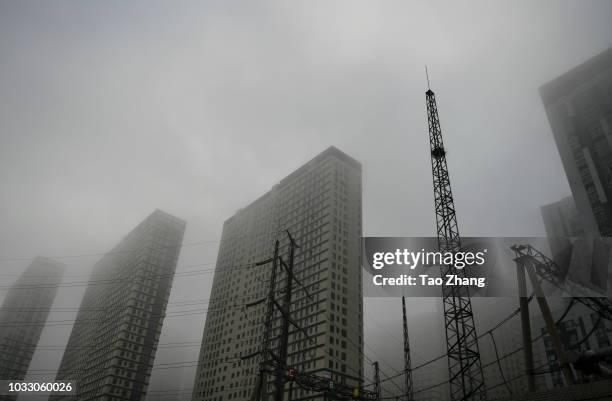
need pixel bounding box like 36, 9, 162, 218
425, 82, 487, 401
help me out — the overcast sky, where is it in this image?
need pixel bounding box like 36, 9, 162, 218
1, 1, 612, 399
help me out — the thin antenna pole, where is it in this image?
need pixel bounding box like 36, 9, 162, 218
425, 66, 431, 90
402, 296, 414, 401
373, 361, 381, 401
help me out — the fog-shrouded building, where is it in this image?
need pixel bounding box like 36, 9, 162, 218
0, 257, 64, 393
540, 48, 612, 238
192, 146, 363, 401
54, 210, 186, 401
541, 196, 584, 255
541, 195, 610, 294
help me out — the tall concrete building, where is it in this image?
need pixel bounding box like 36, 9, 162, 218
55, 210, 186, 401
0, 257, 64, 387
192, 147, 363, 401
540, 48, 612, 238
541, 196, 584, 248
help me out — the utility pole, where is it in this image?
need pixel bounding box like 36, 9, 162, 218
511, 245, 575, 386
527, 266, 575, 386
402, 297, 414, 401
425, 69, 486, 401
373, 362, 381, 401
516, 264, 536, 392
511, 243, 612, 386
274, 232, 299, 401
248, 240, 280, 401
246, 230, 316, 401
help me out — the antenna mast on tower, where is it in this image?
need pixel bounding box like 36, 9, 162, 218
424, 67, 487, 401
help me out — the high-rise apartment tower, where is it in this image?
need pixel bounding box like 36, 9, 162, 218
55, 210, 185, 401
191, 146, 363, 401
540, 48, 612, 237
0, 257, 64, 392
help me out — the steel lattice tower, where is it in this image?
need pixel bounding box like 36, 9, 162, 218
402, 296, 414, 401
425, 78, 486, 401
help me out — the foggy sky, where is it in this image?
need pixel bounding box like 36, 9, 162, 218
1, 1, 612, 399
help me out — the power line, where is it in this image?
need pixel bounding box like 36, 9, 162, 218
423, 300, 581, 399
341, 325, 406, 394
0, 240, 220, 263
0, 262, 298, 314
380, 354, 560, 400
0, 260, 216, 278
569, 313, 602, 350
370, 294, 578, 393
0, 293, 261, 328
370, 300, 530, 388
487, 332, 513, 395
0, 261, 260, 291
0, 231, 288, 263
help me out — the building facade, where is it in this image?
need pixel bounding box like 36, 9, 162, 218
0, 257, 64, 393
541, 196, 584, 261
540, 48, 612, 238
55, 210, 185, 401
540, 194, 610, 294
191, 147, 363, 401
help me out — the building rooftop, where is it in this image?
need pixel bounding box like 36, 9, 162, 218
539, 47, 612, 104
227, 146, 360, 224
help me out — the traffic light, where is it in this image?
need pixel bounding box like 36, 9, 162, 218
287, 367, 297, 381
352, 386, 360, 399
